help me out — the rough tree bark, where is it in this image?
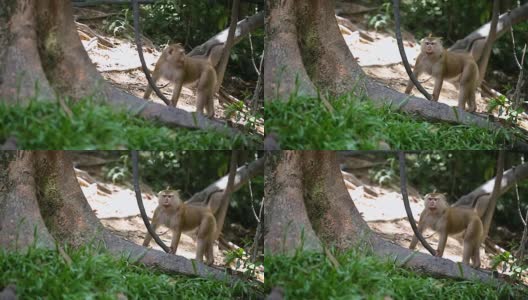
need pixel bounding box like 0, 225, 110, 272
0, 151, 233, 281
0, 0, 238, 133
263, 0, 524, 140
264, 151, 496, 282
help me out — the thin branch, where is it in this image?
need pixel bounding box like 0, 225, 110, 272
248, 32, 260, 76
513, 166, 527, 225
131, 150, 170, 253
482, 150, 505, 238
214, 150, 239, 239
131, 0, 171, 106
398, 151, 436, 256
250, 197, 264, 262
392, 0, 432, 100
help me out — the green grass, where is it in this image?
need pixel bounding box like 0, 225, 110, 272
0, 245, 261, 299
265, 249, 527, 300
0, 99, 260, 149
265, 94, 518, 150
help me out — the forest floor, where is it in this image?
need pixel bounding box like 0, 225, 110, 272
337, 3, 528, 132
71, 153, 263, 282
340, 156, 496, 270
73, 7, 263, 134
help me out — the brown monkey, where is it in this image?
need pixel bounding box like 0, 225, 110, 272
142, 189, 217, 265
143, 43, 217, 117
409, 193, 483, 268
404, 37, 479, 112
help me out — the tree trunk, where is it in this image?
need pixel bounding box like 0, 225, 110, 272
0, 151, 233, 281
0, 0, 232, 132
264, 151, 496, 282
263, 0, 522, 139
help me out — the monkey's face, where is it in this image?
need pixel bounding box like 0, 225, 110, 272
158, 190, 181, 208
164, 44, 185, 64
425, 193, 446, 211
421, 38, 442, 55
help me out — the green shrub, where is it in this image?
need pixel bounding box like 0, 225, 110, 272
265, 93, 515, 150
0, 99, 259, 149
0, 244, 261, 299
265, 249, 526, 299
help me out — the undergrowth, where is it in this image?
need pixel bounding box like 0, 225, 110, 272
265, 93, 518, 150
0, 244, 261, 299
0, 99, 260, 149
265, 249, 527, 299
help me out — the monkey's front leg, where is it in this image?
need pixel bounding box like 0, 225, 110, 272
409, 215, 426, 249
435, 231, 448, 257
142, 210, 160, 247
404, 55, 423, 94
143, 68, 161, 100
431, 73, 444, 102
171, 81, 184, 108
170, 227, 182, 254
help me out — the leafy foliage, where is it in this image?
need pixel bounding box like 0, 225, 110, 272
266, 249, 526, 299
0, 99, 258, 149
140, 0, 228, 47
491, 251, 528, 281
0, 244, 261, 299
487, 95, 524, 125
265, 94, 515, 150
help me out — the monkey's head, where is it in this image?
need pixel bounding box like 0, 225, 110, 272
163, 43, 186, 64
424, 193, 447, 211
158, 190, 182, 209
420, 37, 443, 55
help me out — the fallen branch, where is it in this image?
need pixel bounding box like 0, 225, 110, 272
186, 156, 264, 206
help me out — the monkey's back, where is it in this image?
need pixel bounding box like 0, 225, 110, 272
180, 204, 216, 235
444, 207, 482, 235
183, 57, 217, 87
443, 51, 478, 82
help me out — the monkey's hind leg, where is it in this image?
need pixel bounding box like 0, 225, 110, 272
462, 239, 474, 266
195, 93, 208, 117
471, 246, 481, 268
457, 84, 468, 111
171, 82, 184, 107
205, 241, 214, 265
195, 239, 206, 263
205, 94, 215, 118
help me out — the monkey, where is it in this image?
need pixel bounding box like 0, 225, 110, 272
409, 193, 483, 268
142, 189, 217, 265
404, 36, 479, 112
143, 43, 217, 118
